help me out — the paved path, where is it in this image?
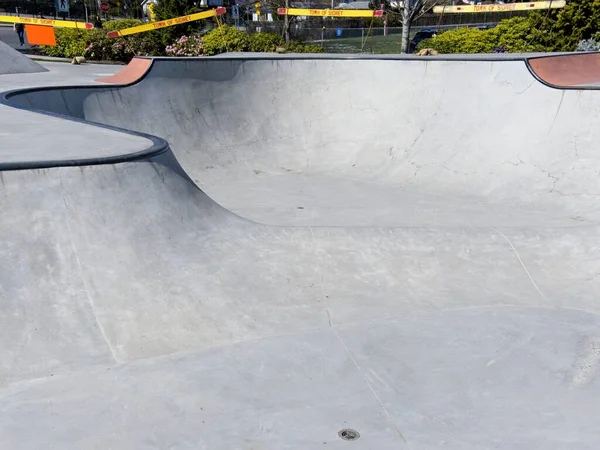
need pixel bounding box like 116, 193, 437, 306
0, 25, 31, 49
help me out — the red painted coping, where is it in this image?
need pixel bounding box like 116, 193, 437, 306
96, 57, 152, 84
528, 53, 600, 87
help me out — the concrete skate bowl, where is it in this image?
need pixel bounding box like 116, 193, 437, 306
1, 54, 600, 449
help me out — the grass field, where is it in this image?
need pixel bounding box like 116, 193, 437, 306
322, 30, 422, 54
323, 34, 400, 53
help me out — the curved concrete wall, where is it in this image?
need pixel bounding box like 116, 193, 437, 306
10, 56, 600, 225
3, 56, 600, 448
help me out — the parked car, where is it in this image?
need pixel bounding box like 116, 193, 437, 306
476, 24, 496, 30
409, 29, 437, 53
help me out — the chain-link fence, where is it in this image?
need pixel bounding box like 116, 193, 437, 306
241, 8, 530, 52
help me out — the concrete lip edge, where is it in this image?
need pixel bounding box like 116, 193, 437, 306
0, 84, 169, 170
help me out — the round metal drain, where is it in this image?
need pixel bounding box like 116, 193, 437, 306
338, 428, 360, 441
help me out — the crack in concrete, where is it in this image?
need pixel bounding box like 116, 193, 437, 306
403, 100, 442, 163
405, 160, 436, 185
549, 91, 565, 130
530, 162, 566, 194
333, 329, 411, 448
491, 228, 552, 306
516, 80, 535, 95
404, 128, 425, 157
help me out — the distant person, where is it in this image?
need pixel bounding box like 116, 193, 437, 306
38, 12, 45, 19
14, 22, 25, 46
94, 16, 103, 28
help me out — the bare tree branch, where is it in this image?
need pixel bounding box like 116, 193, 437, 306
410, 0, 444, 21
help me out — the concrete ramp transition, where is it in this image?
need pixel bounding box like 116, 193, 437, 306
0, 40, 47, 75
1, 54, 600, 449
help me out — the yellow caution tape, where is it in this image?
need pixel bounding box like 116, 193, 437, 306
107, 7, 226, 37
433, 1, 565, 13
277, 7, 383, 17
0, 15, 93, 29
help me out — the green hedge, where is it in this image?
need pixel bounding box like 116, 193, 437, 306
195, 26, 323, 56
285, 41, 324, 53
38, 21, 323, 61
38, 28, 88, 58
38, 19, 164, 62
488, 17, 549, 53
417, 18, 550, 54
418, 27, 496, 54
249, 32, 283, 52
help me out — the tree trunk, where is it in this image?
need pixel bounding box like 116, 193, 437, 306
284, 0, 290, 44
400, 6, 411, 53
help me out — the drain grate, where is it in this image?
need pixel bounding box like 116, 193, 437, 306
338, 428, 360, 441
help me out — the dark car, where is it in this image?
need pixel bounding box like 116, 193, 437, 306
409, 29, 437, 53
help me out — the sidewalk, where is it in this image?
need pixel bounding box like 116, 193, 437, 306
26, 54, 126, 65
27, 54, 71, 62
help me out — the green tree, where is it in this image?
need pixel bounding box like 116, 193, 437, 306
262, 0, 298, 43
418, 27, 496, 53
154, 0, 196, 20
548, 0, 600, 50
153, 0, 207, 45
397, 0, 445, 53
487, 16, 550, 52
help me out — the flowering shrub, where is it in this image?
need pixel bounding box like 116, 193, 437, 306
165, 34, 203, 56
167, 27, 323, 57
83, 32, 133, 62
